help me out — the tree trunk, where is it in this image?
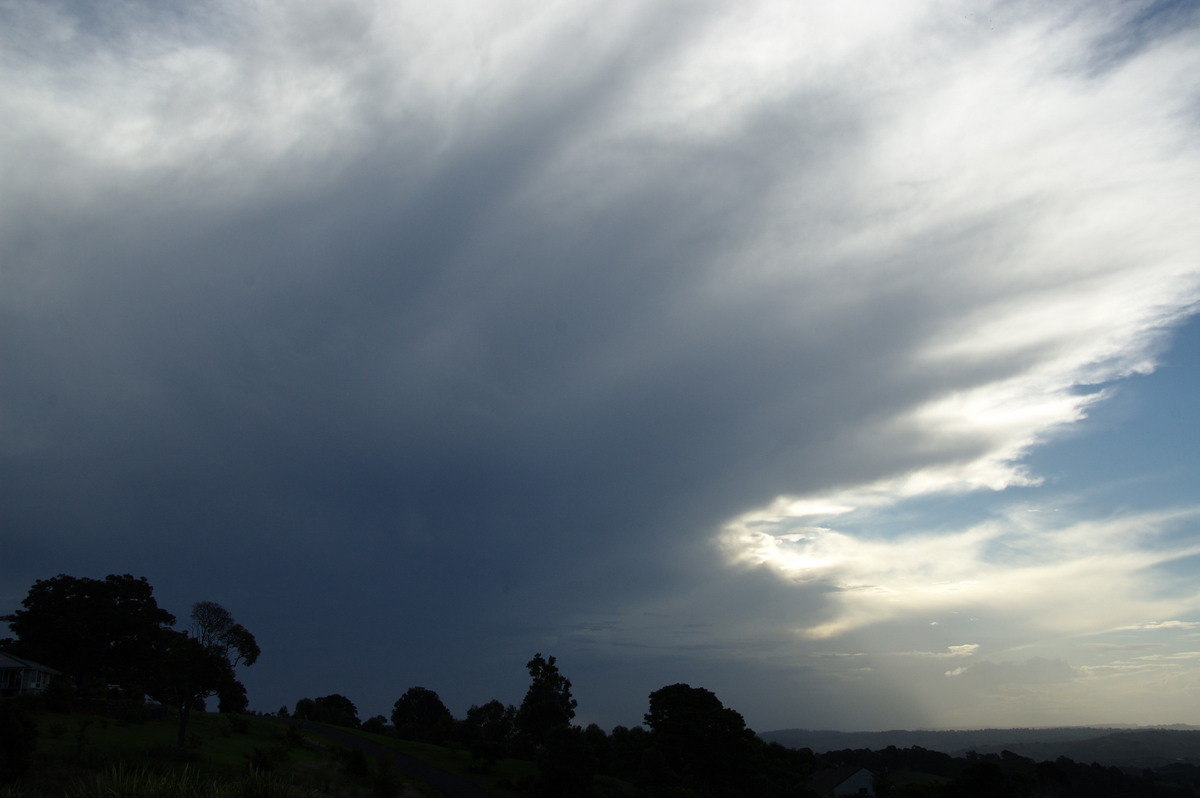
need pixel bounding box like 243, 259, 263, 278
177, 703, 192, 748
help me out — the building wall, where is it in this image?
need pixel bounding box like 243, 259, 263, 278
0, 667, 51, 695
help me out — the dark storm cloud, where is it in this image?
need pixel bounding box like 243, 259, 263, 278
4, 0, 1200, 729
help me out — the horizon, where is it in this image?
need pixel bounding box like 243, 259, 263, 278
3, 0, 1200, 734
761, 722, 1200, 734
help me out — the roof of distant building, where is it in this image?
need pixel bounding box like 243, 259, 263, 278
0, 652, 60, 673
805, 765, 872, 796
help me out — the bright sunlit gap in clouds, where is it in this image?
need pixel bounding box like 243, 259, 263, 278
3, 0, 1200, 731
723, 503, 1200, 637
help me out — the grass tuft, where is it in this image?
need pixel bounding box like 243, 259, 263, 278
61, 764, 322, 798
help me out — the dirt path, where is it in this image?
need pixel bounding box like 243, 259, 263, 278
286, 720, 499, 798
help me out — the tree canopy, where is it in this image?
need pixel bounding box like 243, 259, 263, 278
146, 601, 259, 745
146, 631, 234, 746
644, 683, 761, 792
459, 699, 517, 765
190, 601, 260, 668
515, 653, 577, 750
2, 575, 259, 749
0, 574, 176, 696
391, 686, 454, 744
295, 694, 361, 728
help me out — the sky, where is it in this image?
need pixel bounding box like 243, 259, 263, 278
2, 0, 1200, 733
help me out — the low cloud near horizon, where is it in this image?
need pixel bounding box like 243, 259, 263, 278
3, 0, 1200, 731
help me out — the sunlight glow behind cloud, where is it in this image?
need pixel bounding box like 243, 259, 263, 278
724, 506, 1200, 641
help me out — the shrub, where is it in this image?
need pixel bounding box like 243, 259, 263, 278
282, 725, 307, 748
340, 746, 370, 779
224, 714, 250, 735
245, 745, 291, 773
372, 756, 398, 798
0, 701, 37, 783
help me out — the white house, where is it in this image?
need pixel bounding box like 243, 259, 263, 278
0, 652, 60, 697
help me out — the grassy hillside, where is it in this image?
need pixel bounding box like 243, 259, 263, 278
1, 706, 527, 797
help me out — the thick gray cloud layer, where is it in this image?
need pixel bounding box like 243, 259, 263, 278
3, 0, 1200, 729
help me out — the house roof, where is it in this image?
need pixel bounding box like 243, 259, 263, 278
0, 652, 60, 674
805, 765, 872, 796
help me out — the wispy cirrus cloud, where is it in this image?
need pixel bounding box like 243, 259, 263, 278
1116, 621, 1200, 632
895, 644, 981, 659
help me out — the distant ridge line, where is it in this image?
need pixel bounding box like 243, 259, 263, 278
759, 726, 1200, 769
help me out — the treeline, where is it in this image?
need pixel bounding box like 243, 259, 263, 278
822, 744, 1200, 798
5, 574, 1198, 797
286, 659, 1200, 798
287, 659, 1200, 797
289, 659, 821, 797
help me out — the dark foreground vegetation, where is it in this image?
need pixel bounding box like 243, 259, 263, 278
0, 695, 439, 797
5, 573, 1200, 797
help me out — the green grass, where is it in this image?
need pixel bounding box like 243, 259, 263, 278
8, 707, 552, 797
59, 763, 323, 798
10, 709, 430, 797
319, 726, 537, 797
35, 711, 317, 769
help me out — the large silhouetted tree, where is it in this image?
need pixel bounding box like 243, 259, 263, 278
515, 653, 577, 752
1, 574, 176, 697
391, 686, 454, 743
643, 683, 760, 793
146, 601, 259, 746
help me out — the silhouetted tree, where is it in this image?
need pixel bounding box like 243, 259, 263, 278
947, 759, 1018, 798
608, 724, 652, 783
534, 726, 598, 797
758, 742, 819, 795
459, 699, 517, 767
217, 678, 249, 713
188, 601, 258, 715
1, 574, 176, 696
1034, 759, 1068, 796
515, 653, 576, 752
146, 631, 234, 747
391, 686, 454, 743
362, 715, 388, 735
191, 601, 260, 669
643, 683, 761, 795
295, 694, 360, 728
581, 723, 612, 775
